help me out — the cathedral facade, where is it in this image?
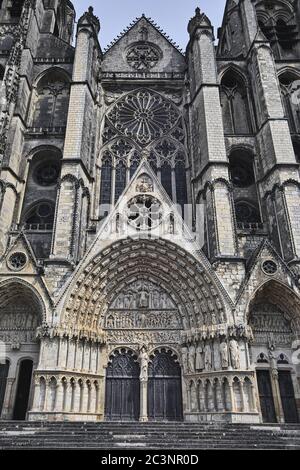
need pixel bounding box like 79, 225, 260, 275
0, 0, 299, 424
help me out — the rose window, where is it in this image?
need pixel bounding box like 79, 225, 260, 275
126, 44, 160, 70
262, 260, 278, 276
127, 195, 162, 231
8, 252, 27, 271
107, 89, 180, 146
34, 162, 60, 186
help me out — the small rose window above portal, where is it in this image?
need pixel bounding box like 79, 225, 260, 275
126, 43, 161, 70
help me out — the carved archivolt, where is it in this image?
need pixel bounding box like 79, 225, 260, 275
61, 239, 227, 341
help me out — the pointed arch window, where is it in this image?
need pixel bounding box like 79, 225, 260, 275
276, 19, 297, 50
161, 162, 172, 200
20, 148, 61, 258
24, 201, 55, 231
175, 159, 188, 209
148, 152, 158, 175
130, 152, 141, 178
279, 72, 300, 134
235, 201, 261, 226
257, 14, 298, 57
221, 72, 252, 135
31, 70, 70, 129
115, 161, 127, 203
100, 154, 113, 206
229, 150, 262, 230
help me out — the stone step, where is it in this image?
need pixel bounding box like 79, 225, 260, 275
0, 421, 299, 450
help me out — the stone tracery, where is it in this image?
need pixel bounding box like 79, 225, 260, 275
126, 43, 161, 70
107, 89, 180, 146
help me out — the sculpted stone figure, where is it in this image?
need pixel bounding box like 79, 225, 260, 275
188, 344, 196, 374
139, 346, 148, 381
139, 289, 149, 308
196, 343, 204, 371
136, 175, 153, 193
220, 340, 229, 369
204, 343, 212, 371
229, 339, 241, 370
181, 347, 189, 374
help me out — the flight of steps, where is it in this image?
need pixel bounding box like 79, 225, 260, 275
0, 421, 300, 450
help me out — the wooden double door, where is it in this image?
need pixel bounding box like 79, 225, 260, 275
105, 350, 140, 421
257, 370, 299, 423
148, 350, 183, 421
105, 349, 183, 421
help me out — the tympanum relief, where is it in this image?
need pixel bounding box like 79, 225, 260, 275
0, 305, 40, 347
105, 279, 183, 346
250, 303, 293, 346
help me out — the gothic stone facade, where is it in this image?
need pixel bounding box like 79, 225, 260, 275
0, 0, 299, 424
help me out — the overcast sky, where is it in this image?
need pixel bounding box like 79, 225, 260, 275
72, 1, 227, 50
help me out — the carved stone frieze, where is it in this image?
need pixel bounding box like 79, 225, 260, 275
106, 329, 181, 345
250, 303, 293, 346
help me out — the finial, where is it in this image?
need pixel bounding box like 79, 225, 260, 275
188, 6, 212, 37
88, 6, 94, 15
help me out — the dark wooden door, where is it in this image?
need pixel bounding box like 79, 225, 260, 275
13, 360, 33, 420
0, 361, 9, 418
105, 350, 140, 421
257, 370, 277, 423
278, 371, 299, 423
148, 350, 183, 421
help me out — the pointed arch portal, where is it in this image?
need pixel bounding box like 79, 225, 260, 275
249, 280, 300, 424
0, 280, 43, 420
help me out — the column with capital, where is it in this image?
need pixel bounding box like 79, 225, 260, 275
269, 349, 285, 423
139, 347, 149, 422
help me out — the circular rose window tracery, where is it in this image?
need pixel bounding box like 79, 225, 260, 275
127, 195, 162, 231
126, 43, 160, 70
8, 252, 27, 271
107, 89, 180, 146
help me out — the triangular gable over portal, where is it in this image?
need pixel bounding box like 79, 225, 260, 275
102, 16, 186, 73
54, 159, 234, 311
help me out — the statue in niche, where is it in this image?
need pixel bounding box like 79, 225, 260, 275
116, 293, 125, 309
204, 343, 212, 371
168, 214, 175, 234
139, 346, 149, 381
181, 347, 189, 374
220, 339, 229, 369
139, 288, 149, 308
188, 345, 196, 374
124, 293, 133, 309
229, 339, 241, 370
162, 293, 171, 309
152, 291, 160, 309
196, 343, 205, 371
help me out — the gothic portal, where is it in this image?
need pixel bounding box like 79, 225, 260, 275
0, 1, 299, 424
